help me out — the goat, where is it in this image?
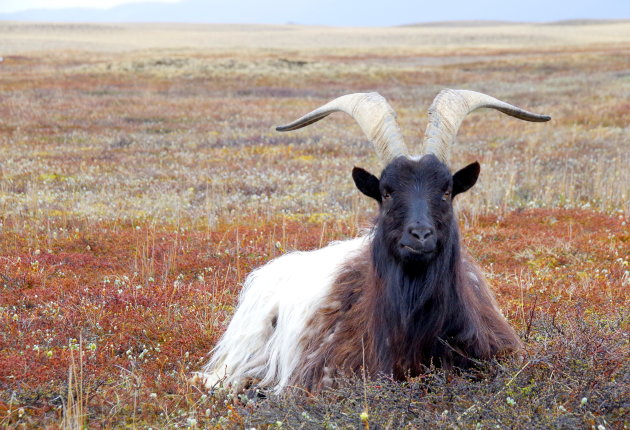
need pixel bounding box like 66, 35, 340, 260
194, 89, 550, 393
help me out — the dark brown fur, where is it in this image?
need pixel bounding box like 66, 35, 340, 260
292, 245, 521, 392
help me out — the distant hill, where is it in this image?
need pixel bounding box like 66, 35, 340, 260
402, 19, 630, 28
400, 20, 528, 27
0, 0, 213, 24
0, 0, 628, 27
543, 18, 630, 25
0, 0, 399, 26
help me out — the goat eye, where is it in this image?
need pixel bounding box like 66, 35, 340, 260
442, 191, 451, 201
382, 192, 391, 200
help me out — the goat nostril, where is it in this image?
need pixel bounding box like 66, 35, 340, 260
421, 229, 434, 241
408, 226, 434, 242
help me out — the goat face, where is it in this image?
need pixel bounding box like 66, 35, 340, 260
352, 154, 480, 265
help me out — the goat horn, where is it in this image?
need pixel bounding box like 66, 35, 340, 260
422, 89, 551, 162
276, 92, 408, 165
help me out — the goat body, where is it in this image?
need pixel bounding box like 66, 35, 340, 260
197, 156, 522, 393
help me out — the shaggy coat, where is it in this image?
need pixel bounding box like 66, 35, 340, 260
289, 155, 522, 391
196, 154, 522, 393
291, 226, 519, 392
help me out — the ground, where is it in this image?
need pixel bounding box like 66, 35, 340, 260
0, 21, 628, 429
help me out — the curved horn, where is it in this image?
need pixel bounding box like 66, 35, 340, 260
422, 89, 551, 162
276, 92, 408, 165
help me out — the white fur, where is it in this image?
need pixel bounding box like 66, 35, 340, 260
195, 235, 369, 393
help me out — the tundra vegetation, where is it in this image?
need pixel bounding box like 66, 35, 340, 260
0, 21, 628, 429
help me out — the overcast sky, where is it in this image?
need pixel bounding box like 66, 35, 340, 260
1, 0, 628, 25
1, 0, 177, 13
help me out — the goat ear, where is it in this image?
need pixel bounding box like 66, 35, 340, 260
452, 161, 480, 198
352, 167, 381, 203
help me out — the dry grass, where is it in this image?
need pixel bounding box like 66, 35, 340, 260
0, 22, 628, 428
1, 21, 630, 54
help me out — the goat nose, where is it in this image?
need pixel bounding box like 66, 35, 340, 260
409, 225, 434, 243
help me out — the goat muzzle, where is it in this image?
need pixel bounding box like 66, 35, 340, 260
400, 222, 437, 259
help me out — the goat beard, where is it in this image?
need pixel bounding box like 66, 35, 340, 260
399, 244, 438, 267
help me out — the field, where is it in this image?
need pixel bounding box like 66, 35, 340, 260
0, 21, 628, 428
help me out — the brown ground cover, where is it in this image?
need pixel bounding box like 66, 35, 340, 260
0, 22, 628, 428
